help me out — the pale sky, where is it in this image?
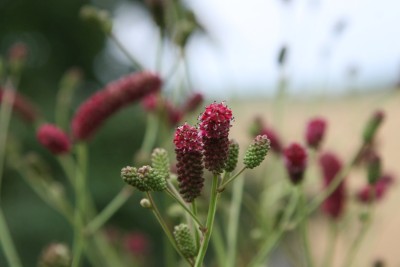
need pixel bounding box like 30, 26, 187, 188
100, 0, 400, 98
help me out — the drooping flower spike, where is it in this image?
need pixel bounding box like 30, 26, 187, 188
37, 124, 71, 155
72, 71, 161, 141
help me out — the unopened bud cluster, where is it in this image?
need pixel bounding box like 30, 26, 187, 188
121, 164, 166, 192
173, 224, 197, 259
244, 135, 270, 169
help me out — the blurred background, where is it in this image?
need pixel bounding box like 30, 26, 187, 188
0, 0, 399, 266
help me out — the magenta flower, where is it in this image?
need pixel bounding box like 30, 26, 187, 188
319, 152, 346, 219
283, 143, 307, 184
174, 123, 204, 202
305, 117, 327, 149
199, 102, 233, 174
0, 88, 39, 123
37, 124, 71, 155
71, 71, 162, 141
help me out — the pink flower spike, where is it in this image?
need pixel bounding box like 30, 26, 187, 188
37, 124, 71, 155
71, 71, 162, 141
199, 102, 233, 139
305, 117, 327, 149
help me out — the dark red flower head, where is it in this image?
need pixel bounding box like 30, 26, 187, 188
71, 71, 161, 141
199, 102, 232, 139
174, 123, 204, 202
37, 124, 71, 155
357, 174, 394, 203
319, 152, 346, 219
305, 117, 327, 149
283, 143, 307, 184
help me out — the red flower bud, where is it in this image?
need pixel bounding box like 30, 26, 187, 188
305, 117, 327, 149
357, 174, 394, 203
319, 152, 346, 219
37, 124, 71, 155
71, 72, 162, 141
283, 143, 307, 184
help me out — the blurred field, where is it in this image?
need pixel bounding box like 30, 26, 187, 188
228, 89, 400, 267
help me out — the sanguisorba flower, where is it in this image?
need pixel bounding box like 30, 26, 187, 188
71, 71, 161, 141
319, 152, 346, 219
199, 102, 233, 174
357, 174, 394, 203
174, 123, 204, 202
305, 117, 327, 149
37, 124, 71, 155
283, 143, 307, 185
0, 87, 39, 123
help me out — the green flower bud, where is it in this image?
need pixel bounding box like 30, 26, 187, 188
173, 224, 197, 259
38, 243, 71, 267
146, 166, 167, 191
367, 153, 381, 185
151, 148, 170, 180
224, 139, 239, 173
244, 135, 270, 169
363, 110, 384, 144
121, 166, 151, 192
80, 5, 113, 34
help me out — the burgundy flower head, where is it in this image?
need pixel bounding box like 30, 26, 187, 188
305, 117, 327, 149
199, 102, 233, 174
357, 174, 394, 203
199, 102, 233, 139
0, 88, 39, 123
37, 124, 71, 155
319, 152, 346, 219
123, 232, 150, 256
71, 71, 161, 141
283, 143, 307, 184
174, 123, 204, 202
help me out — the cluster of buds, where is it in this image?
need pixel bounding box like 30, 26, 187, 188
244, 135, 270, 169
173, 224, 197, 259
121, 164, 167, 192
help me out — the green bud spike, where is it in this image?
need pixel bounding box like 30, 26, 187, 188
225, 139, 239, 173
121, 166, 151, 192
244, 135, 270, 169
173, 224, 197, 259
363, 110, 384, 144
147, 166, 167, 191
151, 148, 170, 180
367, 153, 381, 185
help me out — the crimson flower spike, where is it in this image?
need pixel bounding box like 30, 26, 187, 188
199, 102, 233, 174
319, 152, 346, 219
305, 117, 327, 150
71, 71, 162, 141
174, 123, 204, 202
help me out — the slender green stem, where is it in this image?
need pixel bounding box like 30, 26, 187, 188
85, 186, 133, 235
0, 208, 22, 267
109, 32, 144, 71
299, 186, 314, 267
0, 88, 15, 192
342, 204, 374, 267
248, 186, 299, 267
71, 144, 88, 267
140, 114, 159, 154
322, 222, 338, 267
146, 192, 193, 266
218, 166, 247, 191
225, 176, 244, 267
165, 189, 204, 229
191, 201, 200, 250
211, 222, 226, 267
194, 174, 219, 267
58, 155, 77, 188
